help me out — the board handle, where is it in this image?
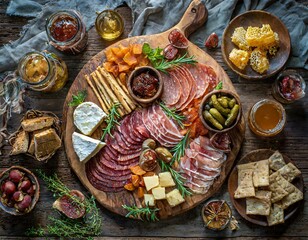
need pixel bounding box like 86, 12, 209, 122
174, 0, 208, 37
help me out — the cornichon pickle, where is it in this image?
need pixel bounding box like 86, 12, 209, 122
211, 94, 231, 117
225, 104, 239, 127
203, 110, 223, 130
228, 98, 236, 108
209, 108, 226, 125
217, 97, 229, 108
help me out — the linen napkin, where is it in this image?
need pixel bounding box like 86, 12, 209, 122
0, 0, 307, 73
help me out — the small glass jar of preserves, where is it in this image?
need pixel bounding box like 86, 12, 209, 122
95, 10, 124, 41
18, 51, 68, 92
248, 99, 286, 137
272, 69, 306, 104
46, 10, 88, 54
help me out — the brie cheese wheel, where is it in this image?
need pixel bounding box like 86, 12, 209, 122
72, 132, 106, 163
73, 102, 106, 136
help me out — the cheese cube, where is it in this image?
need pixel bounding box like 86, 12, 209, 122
143, 175, 159, 191
152, 187, 166, 200
144, 194, 155, 206
159, 172, 175, 187
166, 189, 185, 207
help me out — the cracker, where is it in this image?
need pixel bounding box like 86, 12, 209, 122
246, 197, 271, 216
266, 204, 284, 226
238, 169, 253, 185
237, 162, 257, 171
234, 169, 255, 199
277, 162, 301, 182
253, 159, 269, 187
270, 172, 295, 194
254, 190, 272, 202
269, 150, 286, 171
269, 172, 295, 203
278, 186, 303, 210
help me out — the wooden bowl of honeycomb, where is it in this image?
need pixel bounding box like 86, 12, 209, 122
221, 10, 291, 80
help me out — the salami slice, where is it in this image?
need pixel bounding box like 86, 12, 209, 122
161, 72, 182, 105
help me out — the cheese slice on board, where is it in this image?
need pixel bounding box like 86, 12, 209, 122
73, 102, 107, 135
72, 132, 106, 163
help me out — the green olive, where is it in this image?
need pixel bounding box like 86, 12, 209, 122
142, 139, 156, 150
155, 147, 173, 163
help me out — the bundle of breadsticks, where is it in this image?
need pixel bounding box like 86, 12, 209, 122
85, 66, 139, 117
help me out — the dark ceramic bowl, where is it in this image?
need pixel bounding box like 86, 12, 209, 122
221, 10, 291, 80
0, 166, 40, 215
127, 66, 163, 105
199, 90, 242, 133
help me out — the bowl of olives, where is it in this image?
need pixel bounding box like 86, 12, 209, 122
0, 166, 40, 215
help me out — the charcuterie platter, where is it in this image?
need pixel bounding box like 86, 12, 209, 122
62, 0, 245, 219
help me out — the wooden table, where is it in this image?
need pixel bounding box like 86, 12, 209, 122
1, 0, 307, 239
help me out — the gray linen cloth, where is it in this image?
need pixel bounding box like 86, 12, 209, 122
0, 0, 307, 74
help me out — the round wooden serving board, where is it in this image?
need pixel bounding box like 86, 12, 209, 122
62, 0, 245, 219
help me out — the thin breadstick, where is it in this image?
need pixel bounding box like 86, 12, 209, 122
97, 67, 132, 113
84, 74, 109, 113
95, 70, 125, 116
98, 67, 137, 110
115, 76, 129, 95
91, 72, 111, 110
115, 77, 141, 108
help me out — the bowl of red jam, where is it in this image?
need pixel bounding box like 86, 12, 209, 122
272, 69, 306, 104
128, 66, 163, 104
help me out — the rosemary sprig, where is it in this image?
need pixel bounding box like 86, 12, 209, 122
170, 131, 190, 166
159, 102, 186, 128
101, 102, 121, 141
159, 160, 192, 197
154, 53, 197, 73
69, 89, 87, 107
142, 43, 197, 73
122, 204, 160, 222
26, 171, 102, 239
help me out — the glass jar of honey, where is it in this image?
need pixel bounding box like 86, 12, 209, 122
95, 10, 124, 41
272, 69, 306, 104
17, 51, 68, 92
46, 10, 88, 54
248, 99, 286, 137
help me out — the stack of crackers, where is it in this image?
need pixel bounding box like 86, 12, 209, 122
234, 151, 303, 226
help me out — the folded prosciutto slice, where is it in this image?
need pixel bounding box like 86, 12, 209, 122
180, 136, 226, 194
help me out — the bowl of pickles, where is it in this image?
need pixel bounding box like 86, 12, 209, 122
199, 90, 242, 133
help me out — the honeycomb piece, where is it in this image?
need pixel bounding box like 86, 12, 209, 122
246, 24, 276, 47
250, 48, 269, 74
268, 32, 280, 55
229, 48, 250, 70
231, 27, 250, 50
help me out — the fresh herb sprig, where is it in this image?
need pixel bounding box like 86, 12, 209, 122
142, 43, 197, 73
69, 90, 87, 107
154, 53, 197, 73
159, 160, 192, 197
170, 131, 190, 166
215, 81, 223, 90
26, 171, 102, 239
101, 102, 121, 141
159, 102, 186, 128
122, 204, 160, 222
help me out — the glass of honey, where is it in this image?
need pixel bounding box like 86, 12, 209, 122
248, 99, 286, 137
95, 10, 124, 41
